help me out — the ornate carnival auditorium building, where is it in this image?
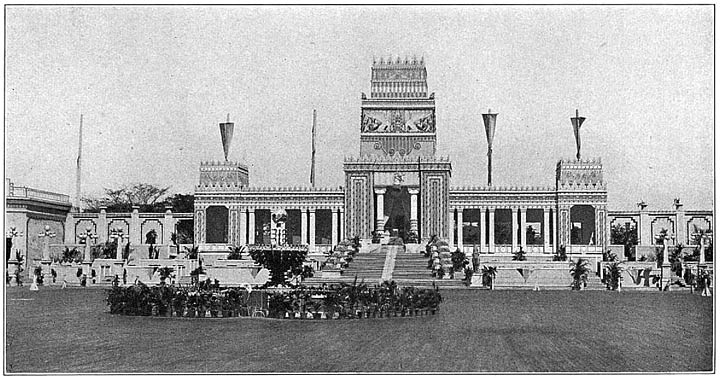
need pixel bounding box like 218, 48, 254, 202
193, 57, 611, 257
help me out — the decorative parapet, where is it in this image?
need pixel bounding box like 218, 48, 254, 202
5, 179, 71, 204
450, 185, 555, 192
344, 155, 451, 173
197, 160, 249, 190
556, 158, 606, 191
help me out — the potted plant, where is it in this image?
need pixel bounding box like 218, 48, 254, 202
569, 258, 591, 290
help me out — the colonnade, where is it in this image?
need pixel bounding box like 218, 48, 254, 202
233, 207, 344, 248
450, 206, 556, 253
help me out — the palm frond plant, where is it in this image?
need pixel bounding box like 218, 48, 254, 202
604, 261, 623, 290
157, 266, 174, 285
481, 265, 497, 289
512, 247, 527, 261
569, 258, 591, 290
184, 245, 199, 260
553, 245, 568, 261
227, 245, 245, 260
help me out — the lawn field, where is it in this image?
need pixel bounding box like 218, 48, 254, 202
4, 286, 714, 373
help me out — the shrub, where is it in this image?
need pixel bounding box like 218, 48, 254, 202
512, 247, 527, 261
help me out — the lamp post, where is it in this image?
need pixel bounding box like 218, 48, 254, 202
78, 226, 97, 275
6, 227, 24, 286
38, 225, 56, 284
482, 109, 498, 186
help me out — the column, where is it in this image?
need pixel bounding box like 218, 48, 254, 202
375, 188, 386, 232
480, 207, 486, 252
488, 207, 495, 253
331, 208, 339, 247
555, 207, 560, 250
543, 207, 551, 253
457, 208, 464, 251
269, 208, 278, 245
130, 206, 140, 245
675, 206, 686, 245
300, 208, 308, 245
448, 209, 455, 247
98, 207, 108, 242
511, 207, 518, 252
309, 208, 316, 248
339, 209, 345, 241
520, 207, 527, 251
248, 209, 255, 245
239, 209, 247, 245
409, 188, 419, 233
162, 206, 174, 247
65, 212, 76, 244
639, 209, 651, 246
700, 236, 706, 264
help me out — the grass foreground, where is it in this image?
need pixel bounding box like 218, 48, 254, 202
4, 286, 713, 373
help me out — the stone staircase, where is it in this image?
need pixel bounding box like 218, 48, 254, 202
391, 251, 466, 288
303, 247, 389, 287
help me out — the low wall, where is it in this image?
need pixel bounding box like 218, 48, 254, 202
471, 262, 573, 289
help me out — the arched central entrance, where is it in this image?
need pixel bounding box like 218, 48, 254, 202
383, 186, 411, 240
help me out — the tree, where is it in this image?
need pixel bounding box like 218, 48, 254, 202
82, 183, 171, 212
165, 193, 195, 213
569, 258, 591, 290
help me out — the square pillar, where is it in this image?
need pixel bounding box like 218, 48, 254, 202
448, 208, 455, 247
543, 207, 551, 253
248, 209, 256, 245
511, 207, 518, 252
239, 209, 247, 245
162, 206, 175, 247
488, 207, 495, 253
130, 206, 140, 245
375, 188, 386, 232
409, 188, 419, 234
98, 207, 108, 242
300, 208, 308, 245
339, 209, 345, 241
309, 208, 316, 247
457, 208, 464, 251
520, 207, 527, 250
331, 209, 339, 247
480, 207, 486, 252
639, 209, 651, 246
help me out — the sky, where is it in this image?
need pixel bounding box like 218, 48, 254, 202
4, 5, 714, 211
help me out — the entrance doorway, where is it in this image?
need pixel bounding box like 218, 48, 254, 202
383, 186, 411, 241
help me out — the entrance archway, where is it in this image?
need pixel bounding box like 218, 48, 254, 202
205, 206, 229, 243
570, 205, 596, 245
384, 186, 411, 241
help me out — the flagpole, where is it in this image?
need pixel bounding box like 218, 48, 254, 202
75, 114, 83, 211
311, 109, 316, 188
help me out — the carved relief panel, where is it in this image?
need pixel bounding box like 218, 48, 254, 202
361, 109, 435, 133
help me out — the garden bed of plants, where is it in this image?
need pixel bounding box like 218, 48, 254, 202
106, 280, 442, 320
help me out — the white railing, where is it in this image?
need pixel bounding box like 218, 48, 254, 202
9, 186, 70, 203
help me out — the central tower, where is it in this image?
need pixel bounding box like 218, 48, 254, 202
360, 56, 437, 157
345, 57, 451, 242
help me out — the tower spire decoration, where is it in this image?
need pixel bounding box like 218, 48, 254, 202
571, 109, 586, 161
75, 113, 83, 211
482, 109, 498, 186
310, 109, 316, 187
219, 113, 234, 161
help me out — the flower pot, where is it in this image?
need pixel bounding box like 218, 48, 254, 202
313, 312, 321, 320
151, 305, 159, 316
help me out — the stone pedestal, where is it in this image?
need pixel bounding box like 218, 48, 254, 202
7, 259, 21, 286
41, 260, 53, 284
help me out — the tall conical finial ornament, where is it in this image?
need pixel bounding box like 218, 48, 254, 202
482, 109, 498, 186
571, 109, 586, 161
219, 114, 234, 161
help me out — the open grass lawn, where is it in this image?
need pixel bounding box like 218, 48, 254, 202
4, 286, 714, 373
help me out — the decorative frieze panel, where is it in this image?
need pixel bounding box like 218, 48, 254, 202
198, 160, 249, 190
229, 208, 239, 245
195, 208, 206, 244
361, 109, 435, 133
559, 207, 570, 247
556, 158, 606, 190
345, 173, 373, 239
421, 172, 450, 239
